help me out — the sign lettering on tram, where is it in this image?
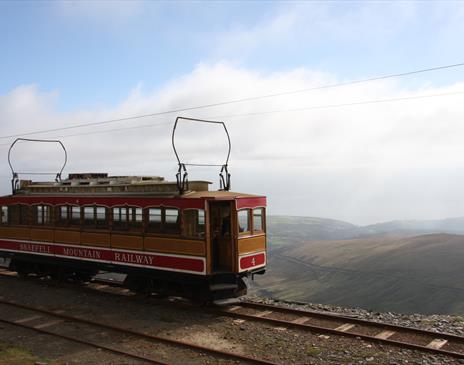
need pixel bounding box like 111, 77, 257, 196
19, 243, 52, 255
114, 252, 154, 266
62, 247, 102, 260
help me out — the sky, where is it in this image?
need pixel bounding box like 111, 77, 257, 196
1, 1, 464, 225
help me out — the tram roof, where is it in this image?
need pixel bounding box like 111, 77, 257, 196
3, 173, 265, 203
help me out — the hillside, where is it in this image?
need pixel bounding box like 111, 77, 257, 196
254, 218, 464, 314
266, 216, 359, 246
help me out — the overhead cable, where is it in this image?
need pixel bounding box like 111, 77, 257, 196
0, 89, 462, 148
1, 61, 464, 140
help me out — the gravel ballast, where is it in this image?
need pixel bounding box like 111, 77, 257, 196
0, 274, 462, 364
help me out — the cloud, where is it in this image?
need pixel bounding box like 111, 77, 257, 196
0, 85, 59, 129
1, 63, 464, 224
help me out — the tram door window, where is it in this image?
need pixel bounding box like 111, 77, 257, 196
253, 208, 264, 233
209, 201, 233, 271
238, 209, 250, 234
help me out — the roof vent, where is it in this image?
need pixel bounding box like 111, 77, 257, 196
68, 173, 108, 180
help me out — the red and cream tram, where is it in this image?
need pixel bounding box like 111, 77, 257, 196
0, 118, 267, 302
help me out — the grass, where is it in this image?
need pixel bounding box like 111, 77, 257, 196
306, 346, 321, 356
0, 341, 38, 365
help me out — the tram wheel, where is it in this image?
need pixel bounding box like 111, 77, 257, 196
10, 260, 31, 278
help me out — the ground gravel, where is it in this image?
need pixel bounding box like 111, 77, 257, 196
0, 274, 462, 365
245, 295, 464, 336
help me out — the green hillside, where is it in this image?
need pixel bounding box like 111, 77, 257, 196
253, 232, 464, 314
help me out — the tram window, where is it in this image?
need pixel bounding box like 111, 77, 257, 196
8, 206, 16, 225
129, 207, 143, 229
147, 208, 162, 233
56, 206, 65, 225
198, 210, 205, 232
56, 206, 68, 226
112, 207, 127, 230
8, 205, 28, 225
1, 206, 7, 224
70, 206, 81, 225
238, 209, 250, 234
113, 207, 125, 222
43, 206, 51, 224
253, 208, 264, 233
96, 207, 107, 228
8, 205, 18, 225
35, 205, 51, 225
164, 208, 180, 234
135, 208, 143, 222
19, 205, 29, 225
60, 206, 67, 219
84, 207, 95, 226
165, 209, 178, 223
183, 209, 205, 238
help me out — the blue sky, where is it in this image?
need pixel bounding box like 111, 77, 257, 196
1, 1, 464, 111
1, 1, 464, 224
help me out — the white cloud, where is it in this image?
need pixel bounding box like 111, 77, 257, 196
1, 63, 464, 224
0, 85, 59, 130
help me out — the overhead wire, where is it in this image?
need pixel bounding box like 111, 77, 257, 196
213, 90, 464, 119
1, 61, 464, 140
0, 88, 462, 149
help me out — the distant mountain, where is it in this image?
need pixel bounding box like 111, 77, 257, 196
361, 217, 464, 236
254, 216, 464, 314
267, 215, 464, 246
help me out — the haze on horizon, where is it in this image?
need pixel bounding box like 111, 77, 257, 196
1, 1, 464, 225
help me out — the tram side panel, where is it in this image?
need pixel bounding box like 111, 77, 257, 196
0, 228, 208, 276
0, 197, 267, 292
0, 200, 209, 278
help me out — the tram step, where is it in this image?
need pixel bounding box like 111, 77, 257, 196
209, 283, 238, 291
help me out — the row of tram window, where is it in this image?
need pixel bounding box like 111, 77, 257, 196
0, 204, 265, 238
0, 204, 205, 238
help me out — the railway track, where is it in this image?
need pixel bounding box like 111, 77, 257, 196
2, 267, 464, 361
219, 300, 464, 360
0, 296, 277, 365
92, 275, 464, 360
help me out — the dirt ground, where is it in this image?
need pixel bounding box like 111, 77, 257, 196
0, 274, 459, 365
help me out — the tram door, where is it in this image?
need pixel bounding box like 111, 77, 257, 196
209, 201, 233, 272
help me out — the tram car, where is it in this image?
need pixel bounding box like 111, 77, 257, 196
0, 118, 267, 303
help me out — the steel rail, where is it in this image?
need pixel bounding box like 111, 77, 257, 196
0, 298, 277, 365
0, 317, 167, 365
240, 300, 464, 342
217, 301, 464, 360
